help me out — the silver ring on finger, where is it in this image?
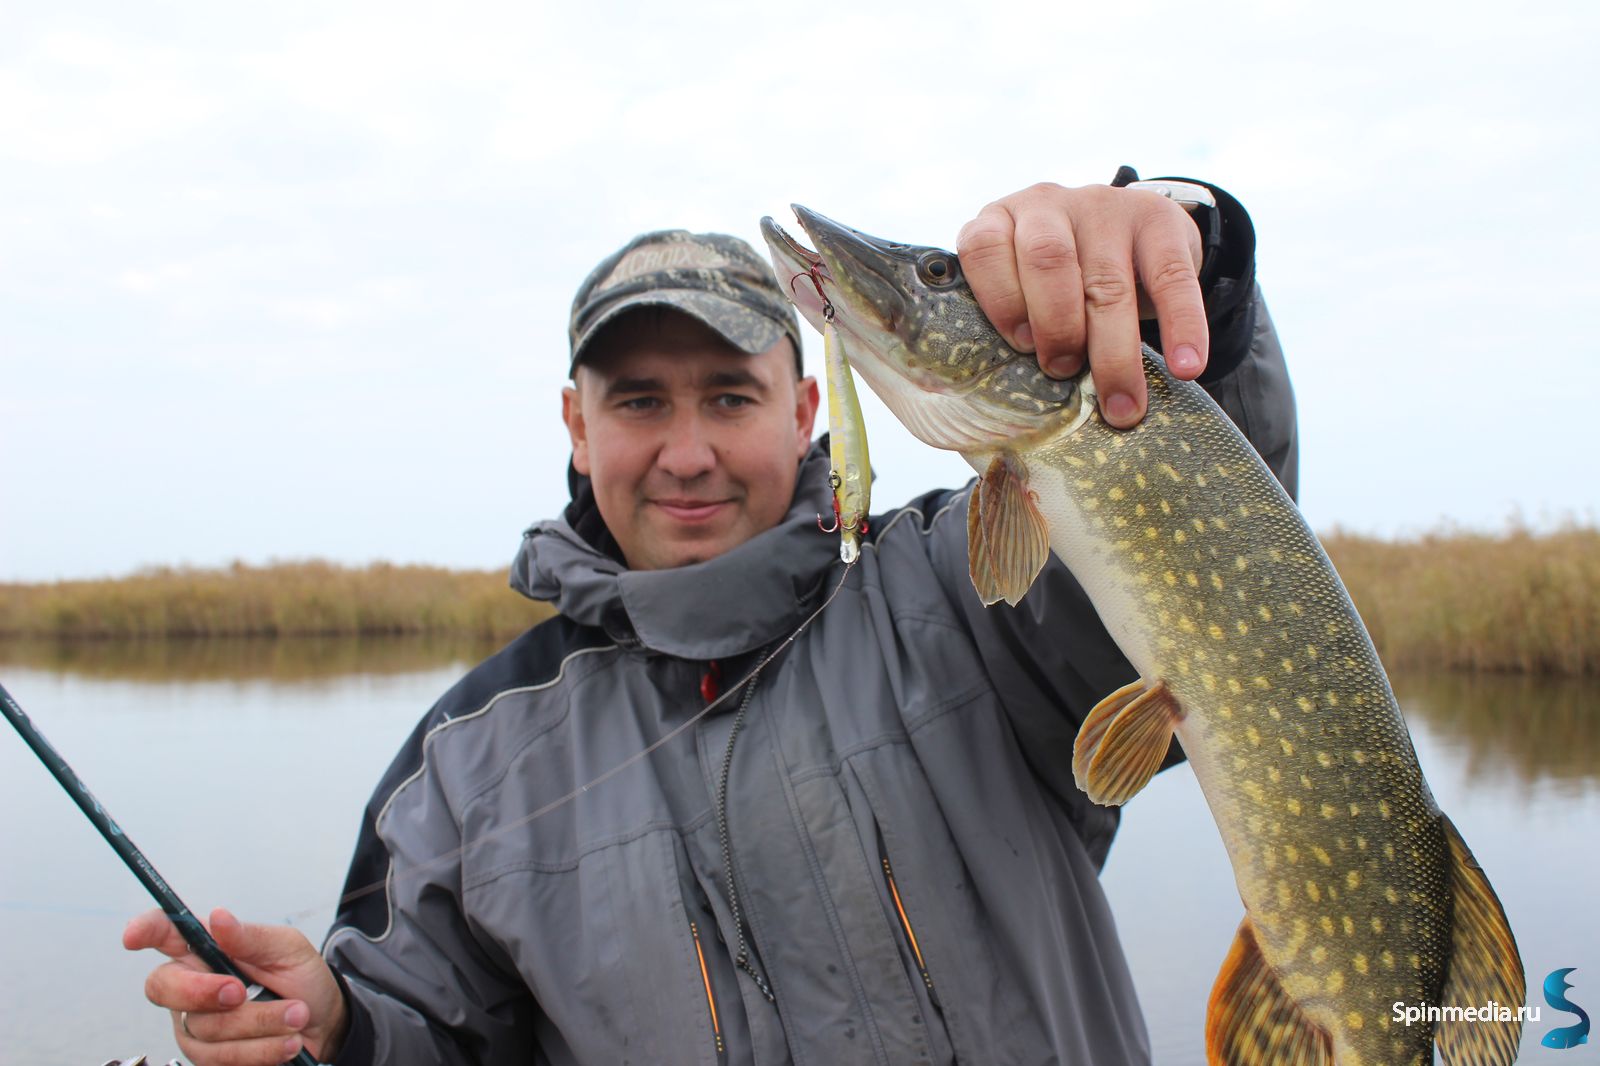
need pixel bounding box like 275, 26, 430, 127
179, 1010, 193, 1039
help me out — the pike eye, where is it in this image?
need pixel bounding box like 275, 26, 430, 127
917, 251, 960, 287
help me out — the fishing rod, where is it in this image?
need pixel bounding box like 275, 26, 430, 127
0, 680, 320, 1066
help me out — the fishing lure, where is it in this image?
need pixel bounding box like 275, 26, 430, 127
820, 311, 871, 563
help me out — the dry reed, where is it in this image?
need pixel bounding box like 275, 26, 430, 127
1, 527, 1596, 675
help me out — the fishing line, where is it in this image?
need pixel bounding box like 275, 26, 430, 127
280, 556, 859, 928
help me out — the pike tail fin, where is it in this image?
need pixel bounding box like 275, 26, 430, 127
1434, 815, 1524, 1065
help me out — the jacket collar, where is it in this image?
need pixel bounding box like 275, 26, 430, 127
511, 443, 840, 659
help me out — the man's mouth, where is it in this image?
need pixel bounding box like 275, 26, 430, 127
651, 498, 732, 523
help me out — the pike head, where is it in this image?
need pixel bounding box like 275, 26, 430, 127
761, 206, 1095, 455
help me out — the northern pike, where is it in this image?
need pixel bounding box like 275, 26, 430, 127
762, 207, 1524, 1066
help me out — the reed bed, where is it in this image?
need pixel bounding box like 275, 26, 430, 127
1322, 525, 1599, 676
1, 527, 1596, 675
0, 561, 552, 642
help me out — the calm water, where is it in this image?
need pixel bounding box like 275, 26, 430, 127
1, 641, 1595, 1065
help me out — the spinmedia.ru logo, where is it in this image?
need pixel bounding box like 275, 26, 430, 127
1542, 967, 1591, 1050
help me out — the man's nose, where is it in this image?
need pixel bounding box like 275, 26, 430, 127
655, 413, 718, 480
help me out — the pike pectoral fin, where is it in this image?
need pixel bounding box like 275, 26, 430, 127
1206, 919, 1332, 1066
966, 453, 1049, 607
1435, 815, 1524, 1066
1072, 678, 1180, 806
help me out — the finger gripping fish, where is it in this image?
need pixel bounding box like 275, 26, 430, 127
762, 206, 1524, 1066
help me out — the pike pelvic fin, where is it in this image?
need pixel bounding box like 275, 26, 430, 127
1434, 815, 1525, 1066
966, 452, 1049, 607
1072, 678, 1181, 806
1206, 918, 1333, 1066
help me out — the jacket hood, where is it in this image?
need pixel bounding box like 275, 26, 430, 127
511, 442, 841, 659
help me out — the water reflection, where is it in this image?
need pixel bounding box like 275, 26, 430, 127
1394, 671, 1600, 791
0, 633, 507, 684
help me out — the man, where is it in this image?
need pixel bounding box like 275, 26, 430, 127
126, 175, 1296, 1064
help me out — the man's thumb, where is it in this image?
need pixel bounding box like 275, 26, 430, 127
209, 906, 312, 972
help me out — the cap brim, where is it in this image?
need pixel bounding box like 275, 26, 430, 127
569, 291, 793, 375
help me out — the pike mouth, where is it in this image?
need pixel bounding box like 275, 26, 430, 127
759, 215, 830, 331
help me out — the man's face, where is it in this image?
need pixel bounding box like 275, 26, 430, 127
562, 310, 820, 571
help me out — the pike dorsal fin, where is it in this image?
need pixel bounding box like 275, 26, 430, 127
1434, 815, 1525, 1064
1072, 678, 1181, 805
1207, 918, 1333, 1066
966, 452, 1049, 607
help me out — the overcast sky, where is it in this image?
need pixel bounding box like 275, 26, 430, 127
3, 1, 1596, 582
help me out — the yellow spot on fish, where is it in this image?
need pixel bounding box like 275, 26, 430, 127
1378, 800, 1391, 819
1160, 463, 1182, 482
1305, 880, 1321, 901
1208, 623, 1224, 640
1258, 605, 1273, 621
1353, 953, 1369, 974
1243, 780, 1265, 803
1282, 659, 1297, 674
1289, 602, 1305, 616
1076, 478, 1096, 490
1284, 844, 1300, 864
1410, 954, 1422, 971
1347, 1011, 1364, 1030
1351, 750, 1368, 765
1297, 695, 1315, 713
1346, 870, 1362, 889
1211, 517, 1229, 530
1192, 518, 1207, 533
1385, 887, 1399, 904
1381, 950, 1395, 970
1312, 942, 1329, 961
1135, 503, 1147, 517
1217, 704, 1234, 719
1063, 455, 1086, 467
1163, 571, 1178, 586
1316, 752, 1333, 768
1174, 530, 1188, 544
1298, 773, 1312, 789
1280, 739, 1295, 756
1325, 691, 1340, 707
1094, 449, 1109, 465
1313, 846, 1332, 866
1113, 515, 1128, 528
1321, 803, 1338, 819
1326, 970, 1345, 994
1267, 705, 1282, 720
1286, 798, 1302, 815
1227, 677, 1243, 693
1383, 843, 1396, 860
1202, 673, 1218, 691
1343, 916, 1356, 936
1146, 526, 1159, 539
1253, 677, 1272, 689
1370, 917, 1384, 934
1212, 573, 1226, 591
1267, 766, 1281, 783
1108, 486, 1125, 500
1159, 499, 1172, 514
1349, 803, 1361, 817
1356, 835, 1368, 851
1277, 881, 1294, 907
1305, 644, 1319, 660
1135, 472, 1147, 489
1238, 504, 1251, 517
1235, 555, 1249, 571
1179, 616, 1197, 633
1245, 726, 1260, 747
1186, 571, 1200, 587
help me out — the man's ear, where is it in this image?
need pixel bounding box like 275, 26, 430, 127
795, 375, 821, 459
562, 385, 590, 475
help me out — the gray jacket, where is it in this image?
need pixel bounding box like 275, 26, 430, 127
323, 291, 1297, 1065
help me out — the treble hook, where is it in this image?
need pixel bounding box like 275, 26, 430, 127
817, 472, 842, 532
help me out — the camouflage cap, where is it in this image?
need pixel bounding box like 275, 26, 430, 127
568, 229, 804, 375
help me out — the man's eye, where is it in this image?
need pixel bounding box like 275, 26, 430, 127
714, 394, 754, 409
618, 396, 660, 411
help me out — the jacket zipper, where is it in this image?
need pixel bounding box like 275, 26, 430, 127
881, 855, 940, 1006
689, 920, 728, 1064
